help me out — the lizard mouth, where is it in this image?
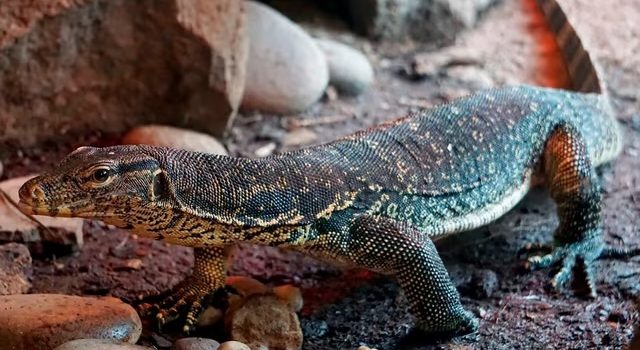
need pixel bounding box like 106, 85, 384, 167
17, 199, 93, 218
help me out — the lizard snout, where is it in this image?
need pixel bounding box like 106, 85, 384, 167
17, 178, 45, 212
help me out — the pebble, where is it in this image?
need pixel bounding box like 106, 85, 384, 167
174, 337, 221, 350
218, 341, 251, 350
273, 285, 303, 312
0, 243, 32, 295
0, 175, 84, 256
198, 306, 224, 327
227, 294, 303, 350
54, 339, 152, 350
281, 128, 318, 148
445, 65, 495, 89
241, 1, 328, 114
122, 125, 228, 155
0, 294, 142, 350
226, 275, 269, 297
315, 39, 374, 95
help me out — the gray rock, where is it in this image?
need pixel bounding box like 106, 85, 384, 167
174, 337, 221, 350
0, 0, 248, 147
315, 39, 374, 95
241, 1, 329, 114
54, 339, 152, 350
0, 294, 142, 350
345, 0, 497, 42
122, 125, 228, 155
0, 243, 32, 295
0, 175, 84, 257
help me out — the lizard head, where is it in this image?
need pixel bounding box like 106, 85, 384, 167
18, 145, 163, 227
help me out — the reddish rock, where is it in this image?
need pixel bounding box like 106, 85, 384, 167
122, 125, 228, 155
0, 243, 32, 295
227, 294, 303, 350
0, 0, 248, 147
0, 294, 142, 350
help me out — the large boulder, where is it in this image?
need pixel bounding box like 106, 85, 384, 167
241, 1, 329, 115
0, 0, 248, 147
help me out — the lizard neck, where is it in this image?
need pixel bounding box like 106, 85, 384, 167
147, 147, 358, 229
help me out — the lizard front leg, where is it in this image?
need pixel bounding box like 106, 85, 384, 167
141, 246, 232, 333
346, 215, 478, 336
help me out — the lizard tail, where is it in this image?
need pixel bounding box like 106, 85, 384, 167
537, 0, 604, 94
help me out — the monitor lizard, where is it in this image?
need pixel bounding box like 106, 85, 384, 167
16, 0, 634, 338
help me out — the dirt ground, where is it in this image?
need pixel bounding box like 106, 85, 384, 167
1, 0, 639, 349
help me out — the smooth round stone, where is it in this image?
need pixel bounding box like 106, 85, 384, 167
54, 339, 152, 350
122, 124, 227, 155
0, 294, 142, 350
218, 341, 251, 350
241, 1, 328, 114
174, 337, 221, 350
315, 39, 374, 95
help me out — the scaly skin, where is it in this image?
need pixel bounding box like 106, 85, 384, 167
15, 0, 632, 338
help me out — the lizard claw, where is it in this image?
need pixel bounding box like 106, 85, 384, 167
137, 279, 227, 334
524, 236, 603, 297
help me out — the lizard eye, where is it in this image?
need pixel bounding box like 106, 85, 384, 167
91, 168, 111, 183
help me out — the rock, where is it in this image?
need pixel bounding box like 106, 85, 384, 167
445, 65, 495, 89
0, 243, 32, 295
122, 125, 228, 155
174, 337, 221, 350
219, 341, 251, 350
54, 339, 152, 350
408, 46, 483, 79
315, 39, 374, 95
344, 0, 497, 42
273, 285, 303, 312
226, 276, 269, 297
0, 294, 142, 349
0, 175, 84, 256
198, 306, 224, 327
300, 319, 328, 340
281, 128, 318, 148
0, 0, 248, 147
227, 294, 303, 350
357, 346, 378, 350
241, 1, 329, 114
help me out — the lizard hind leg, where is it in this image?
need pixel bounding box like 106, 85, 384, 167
526, 124, 611, 297
347, 215, 478, 336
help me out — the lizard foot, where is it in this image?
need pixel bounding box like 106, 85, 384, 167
138, 279, 229, 334
524, 236, 639, 297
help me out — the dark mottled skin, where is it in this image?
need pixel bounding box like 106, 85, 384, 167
15, 0, 631, 338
